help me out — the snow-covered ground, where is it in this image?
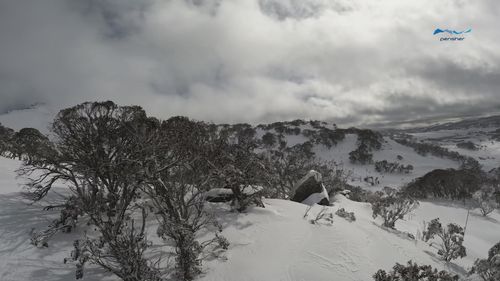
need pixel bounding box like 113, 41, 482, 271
313, 134, 460, 191
409, 128, 500, 171
0, 157, 112, 281
1, 155, 499, 281
1, 108, 499, 281
200, 196, 500, 281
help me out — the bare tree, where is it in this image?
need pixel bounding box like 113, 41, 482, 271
473, 185, 499, 216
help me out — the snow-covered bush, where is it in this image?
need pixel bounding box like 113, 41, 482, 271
394, 138, 470, 163
303, 127, 345, 148
457, 141, 478, 150
423, 218, 466, 262
69, 206, 163, 281
20, 103, 234, 281
210, 140, 268, 212
347, 127, 383, 164
404, 168, 483, 200
0, 123, 15, 157
284, 126, 301, 136
0, 125, 55, 164
335, 208, 356, 222
371, 187, 419, 229
350, 128, 383, 150
20, 102, 164, 280
473, 185, 499, 216
264, 142, 317, 199
343, 186, 376, 203
470, 241, 500, 281
373, 260, 459, 281
145, 117, 230, 280
261, 132, 277, 147
349, 143, 373, 164
311, 161, 352, 196
374, 160, 413, 174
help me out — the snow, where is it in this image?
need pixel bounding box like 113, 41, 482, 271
2, 152, 498, 281
0, 110, 499, 281
409, 128, 500, 171
199, 196, 500, 281
310, 134, 460, 191
0, 156, 23, 195
0, 106, 55, 135
301, 189, 329, 206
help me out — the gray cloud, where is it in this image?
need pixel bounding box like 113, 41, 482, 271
0, 0, 499, 126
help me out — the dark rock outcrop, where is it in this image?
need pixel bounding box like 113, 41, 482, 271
291, 170, 329, 206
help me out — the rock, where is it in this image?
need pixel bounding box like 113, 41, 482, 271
291, 170, 330, 206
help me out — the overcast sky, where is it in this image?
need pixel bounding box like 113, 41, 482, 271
0, 0, 499, 126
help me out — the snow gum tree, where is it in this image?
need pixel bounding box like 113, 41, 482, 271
373, 260, 459, 281
263, 142, 316, 199
19, 102, 162, 280
473, 185, 499, 216
371, 187, 419, 229
470, 241, 500, 281
423, 218, 466, 262
208, 128, 268, 212
20, 102, 230, 281
143, 116, 229, 280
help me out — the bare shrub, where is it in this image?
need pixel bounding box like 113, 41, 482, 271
473, 185, 499, 216
335, 208, 356, 222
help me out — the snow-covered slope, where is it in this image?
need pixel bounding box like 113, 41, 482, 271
313, 135, 459, 191
1, 156, 498, 281
0, 157, 110, 281
407, 128, 500, 171
0, 106, 55, 134
1, 109, 499, 281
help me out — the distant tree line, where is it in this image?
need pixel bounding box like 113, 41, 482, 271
375, 160, 413, 174
393, 137, 480, 169
348, 129, 383, 165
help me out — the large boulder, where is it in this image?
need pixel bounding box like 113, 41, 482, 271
291, 170, 330, 206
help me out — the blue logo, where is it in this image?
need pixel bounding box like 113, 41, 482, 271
433, 28, 471, 41
433, 28, 472, 35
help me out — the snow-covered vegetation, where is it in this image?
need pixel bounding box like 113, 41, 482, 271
0, 103, 499, 281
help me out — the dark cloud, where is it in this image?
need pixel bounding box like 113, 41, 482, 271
0, 0, 499, 126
